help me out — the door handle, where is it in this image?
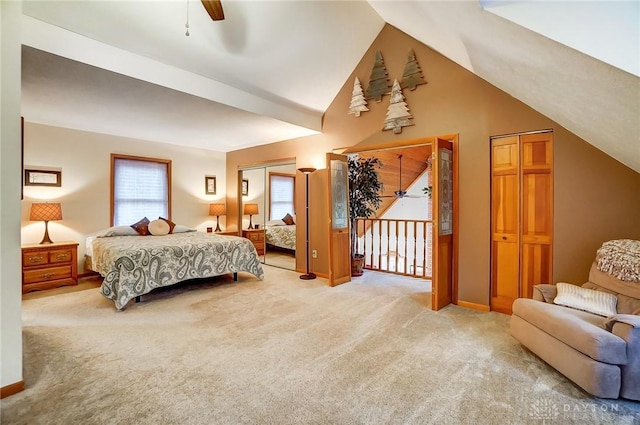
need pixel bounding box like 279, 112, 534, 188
502, 236, 507, 240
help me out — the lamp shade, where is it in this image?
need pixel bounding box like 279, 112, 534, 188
209, 203, 226, 216
243, 203, 259, 215
30, 202, 62, 221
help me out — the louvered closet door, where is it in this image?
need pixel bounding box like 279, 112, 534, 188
490, 136, 520, 314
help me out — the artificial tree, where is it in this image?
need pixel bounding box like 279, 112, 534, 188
348, 155, 384, 276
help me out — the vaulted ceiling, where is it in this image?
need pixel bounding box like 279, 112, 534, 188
20, 1, 639, 171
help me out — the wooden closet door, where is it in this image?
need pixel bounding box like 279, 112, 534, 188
520, 133, 553, 298
490, 136, 520, 314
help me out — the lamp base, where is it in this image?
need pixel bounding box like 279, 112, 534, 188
299, 272, 316, 280
40, 221, 54, 244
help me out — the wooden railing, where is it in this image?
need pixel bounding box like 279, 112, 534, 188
354, 218, 433, 279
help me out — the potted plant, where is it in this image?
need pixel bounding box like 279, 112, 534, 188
348, 156, 384, 276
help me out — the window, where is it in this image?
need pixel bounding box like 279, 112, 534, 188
111, 154, 171, 226
269, 173, 295, 220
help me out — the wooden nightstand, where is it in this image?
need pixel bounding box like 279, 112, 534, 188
242, 229, 265, 255
22, 241, 79, 294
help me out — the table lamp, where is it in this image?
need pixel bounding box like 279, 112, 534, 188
243, 203, 259, 229
209, 203, 226, 232
30, 202, 62, 244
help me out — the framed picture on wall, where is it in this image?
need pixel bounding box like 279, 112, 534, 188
205, 176, 217, 195
24, 169, 61, 187
242, 179, 249, 196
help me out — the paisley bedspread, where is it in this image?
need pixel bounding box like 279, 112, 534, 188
89, 232, 264, 310
265, 224, 296, 251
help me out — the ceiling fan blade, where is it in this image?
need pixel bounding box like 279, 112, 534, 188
201, 0, 225, 21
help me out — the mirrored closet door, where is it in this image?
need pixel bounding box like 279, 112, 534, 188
240, 161, 297, 271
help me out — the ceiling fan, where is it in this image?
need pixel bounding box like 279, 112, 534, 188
201, 0, 225, 21
383, 154, 428, 199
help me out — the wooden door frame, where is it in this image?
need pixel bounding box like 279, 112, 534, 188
341, 134, 459, 309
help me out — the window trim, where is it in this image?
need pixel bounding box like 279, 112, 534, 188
110, 153, 172, 226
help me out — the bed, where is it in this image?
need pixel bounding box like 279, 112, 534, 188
264, 222, 296, 251
86, 230, 264, 310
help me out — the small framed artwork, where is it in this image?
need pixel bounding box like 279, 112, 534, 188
24, 169, 61, 187
242, 179, 249, 196
205, 176, 217, 195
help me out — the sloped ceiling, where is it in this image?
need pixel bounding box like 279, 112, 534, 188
20, 1, 639, 171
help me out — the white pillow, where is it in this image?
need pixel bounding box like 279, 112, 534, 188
148, 219, 170, 236
97, 226, 140, 237
266, 219, 286, 226
173, 224, 196, 233
553, 282, 617, 317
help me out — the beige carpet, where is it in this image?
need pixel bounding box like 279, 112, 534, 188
264, 249, 296, 270
2, 267, 639, 425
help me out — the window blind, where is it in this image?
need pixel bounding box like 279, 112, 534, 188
113, 157, 169, 225
269, 174, 294, 220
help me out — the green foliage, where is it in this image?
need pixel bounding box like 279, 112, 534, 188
348, 156, 383, 256
422, 185, 432, 199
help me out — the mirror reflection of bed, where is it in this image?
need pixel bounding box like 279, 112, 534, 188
241, 162, 296, 271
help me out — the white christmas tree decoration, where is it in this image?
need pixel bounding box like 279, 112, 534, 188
348, 77, 369, 117
383, 79, 414, 134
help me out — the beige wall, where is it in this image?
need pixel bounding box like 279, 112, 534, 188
227, 24, 640, 305
22, 123, 227, 272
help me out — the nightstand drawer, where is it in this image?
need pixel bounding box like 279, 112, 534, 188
246, 232, 264, 242
24, 265, 72, 284
50, 249, 73, 263
23, 251, 49, 266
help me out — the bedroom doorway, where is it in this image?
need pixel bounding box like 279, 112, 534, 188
341, 135, 458, 311
238, 159, 297, 271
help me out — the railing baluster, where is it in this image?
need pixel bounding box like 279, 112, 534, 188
423, 221, 428, 278
354, 217, 432, 279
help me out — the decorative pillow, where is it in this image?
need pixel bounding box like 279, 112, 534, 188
173, 224, 196, 233
553, 282, 618, 317
100, 226, 141, 237
159, 216, 176, 234
130, 217, 150, 236
282, 213, 295, 225
266, 219, 286, 226
148, 219, 170, 236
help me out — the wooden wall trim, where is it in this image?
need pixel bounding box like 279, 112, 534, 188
457, 300, 491, 312
1, 380, 24, 399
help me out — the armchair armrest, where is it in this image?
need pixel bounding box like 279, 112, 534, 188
532, 284, 557, 303
604, 315, 640, 400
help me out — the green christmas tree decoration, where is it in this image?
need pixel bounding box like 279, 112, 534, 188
400, 49, 427, 91
365, 50, 391, 102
